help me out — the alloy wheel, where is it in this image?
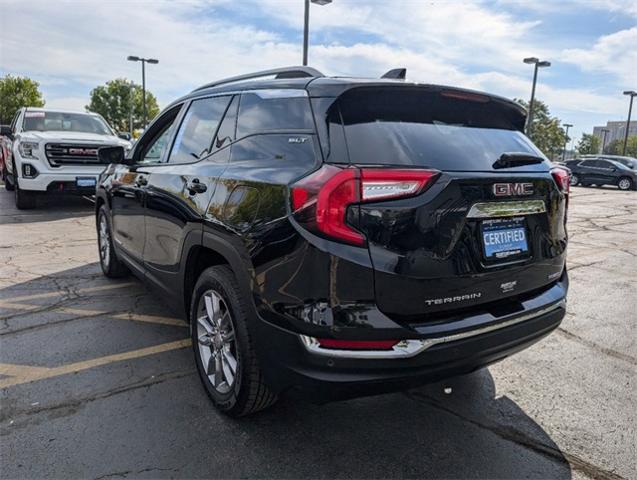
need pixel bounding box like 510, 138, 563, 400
98, 214, 111, 267
196, 290, 238, 394
570, 174, 578, 186
618, 178, 631, 191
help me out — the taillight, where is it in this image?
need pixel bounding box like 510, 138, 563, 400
551, 167, 570, 194
291, 165, 439, 246
316, 338, 399, 350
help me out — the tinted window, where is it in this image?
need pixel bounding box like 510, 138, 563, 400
170, 96, 231, 164
230, 134, 316, 169
142, 123, 176, 163
335, 87, 544, 171
597, 160, 614, 169
138, 107, 182, 164
213, 95, 238, 151
580, 160, 596, 167
236, 91, 313, 138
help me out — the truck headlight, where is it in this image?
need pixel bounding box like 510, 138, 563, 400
18, 141, 39, 159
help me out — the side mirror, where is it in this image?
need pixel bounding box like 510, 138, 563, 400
98, 146, 127, 164
117, 132, 132, 141
0, 125, 13, 139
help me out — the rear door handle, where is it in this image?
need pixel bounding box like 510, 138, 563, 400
187, 178, 207, 195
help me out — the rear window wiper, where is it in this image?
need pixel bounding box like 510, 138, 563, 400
493, 152, 545, 169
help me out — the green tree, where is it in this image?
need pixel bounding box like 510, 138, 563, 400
603, 136, 637, 156
86, 78, 159, 133
0, 75, 45, 124
577, 134, 601, 155
515, 99, 567, 159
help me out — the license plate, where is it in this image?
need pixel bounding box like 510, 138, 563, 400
76, 177, 96, 188
481, 218, 528, 259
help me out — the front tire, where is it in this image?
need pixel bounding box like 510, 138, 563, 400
191, 266, 277, 417
618, 177, 633, 191
97, 205, 129, 277
569, 174, 579, 186
14, 169, 37, 209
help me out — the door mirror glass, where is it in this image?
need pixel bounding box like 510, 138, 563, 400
118, 132, 132, 141
98, 146, 127, 164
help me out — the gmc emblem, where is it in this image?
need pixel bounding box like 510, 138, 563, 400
69, 148, 98, 156
493, 183, 534, 196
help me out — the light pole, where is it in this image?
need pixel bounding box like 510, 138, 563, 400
601, 128, 610, 154
523, 57, 551, 136
622, 90, 636, 156
303, 0, 332, 66
562, 123, 573, 161
127, 55, 159, 128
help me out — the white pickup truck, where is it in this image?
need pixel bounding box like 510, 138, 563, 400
0, 107, 132, 209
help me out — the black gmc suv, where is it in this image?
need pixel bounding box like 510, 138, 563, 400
95, 67, 569, 416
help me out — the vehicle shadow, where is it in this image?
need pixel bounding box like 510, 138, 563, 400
225, 370, 572, 479
0, 184, 94, 225
0, 260, 571, 479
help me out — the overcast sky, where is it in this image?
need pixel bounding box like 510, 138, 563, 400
1, 0, 635, 141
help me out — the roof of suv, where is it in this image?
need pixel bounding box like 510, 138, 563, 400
175, 66, 526, 117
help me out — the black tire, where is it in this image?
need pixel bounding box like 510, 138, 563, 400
191, 265, 277, 417
617, 177, 633, 191
4, 163, 15, 191
97, 205, 129, 277
13, 166, 37, 209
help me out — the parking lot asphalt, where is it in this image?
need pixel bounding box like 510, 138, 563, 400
0, 185, 635, 480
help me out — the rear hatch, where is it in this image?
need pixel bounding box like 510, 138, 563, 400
311, 85, 568, 321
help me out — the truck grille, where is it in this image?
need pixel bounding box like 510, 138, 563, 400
45, 143, 104, 167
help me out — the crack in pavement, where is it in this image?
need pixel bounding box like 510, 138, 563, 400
556, 325, 636, 365
404, 391, 627, 480
0, 369, 196, 429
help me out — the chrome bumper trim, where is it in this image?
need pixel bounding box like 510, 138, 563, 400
299, 300, 565, 359
467, 200, 546, 219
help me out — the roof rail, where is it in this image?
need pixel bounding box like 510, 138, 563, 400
381, 68, 406, 80
193, 66, 324, 92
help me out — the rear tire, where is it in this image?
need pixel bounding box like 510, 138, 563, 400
191, 265, 277, 417
97, 205, 129, 277
618, 177, 633, 191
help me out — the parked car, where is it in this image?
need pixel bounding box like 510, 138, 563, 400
597, 155, 636, 170
95, 66, 569, 416
0, 108, 131, 209
0, 126, 9, 183
569, 157, 636, 190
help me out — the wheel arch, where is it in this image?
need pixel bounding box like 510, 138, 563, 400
182, 232, 256, 323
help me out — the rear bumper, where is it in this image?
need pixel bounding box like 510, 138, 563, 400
254, 277, 567, 403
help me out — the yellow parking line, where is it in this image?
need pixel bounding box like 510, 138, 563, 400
0, 303, 186, 327
0, 338, 191, 389
3, 282, 137, 303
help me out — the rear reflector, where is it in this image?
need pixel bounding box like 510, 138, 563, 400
291, 166, 439, 246
316, 338, 399, 350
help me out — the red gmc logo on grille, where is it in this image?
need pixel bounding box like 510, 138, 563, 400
68, 148, 98, 156
493, 183, 534, 196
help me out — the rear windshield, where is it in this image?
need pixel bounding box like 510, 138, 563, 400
331, 87, 546, 171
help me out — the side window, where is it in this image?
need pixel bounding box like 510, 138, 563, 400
137, 106, 182, 164
580, 160, 595, 167
597, 160, 612, 169
213, 95, 238, 151
230, 134, 317, 169
169, 96, 231, 164
236, 91, 313, 139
